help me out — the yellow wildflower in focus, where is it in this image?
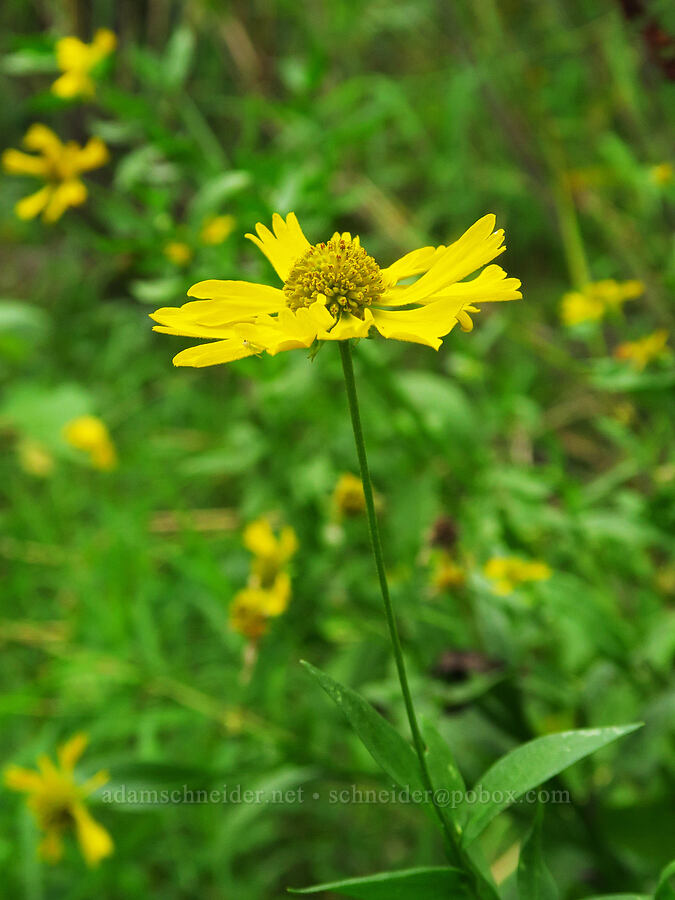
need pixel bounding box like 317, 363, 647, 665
164, 241, 193, 266
649, 163, 673, 186
2, 124, 108, 223
150, 212, 522, 366
484, 556, 551, 596
4, 733, 113, 867
52, 29, 116, 99
17, 439, 55, 477
201, 215, 236, 245
63, 415, 117, 470
243, 517, 298, 586
614, 330, 669, 371
431, 552, 466, 591
560, 279, 644, 326
229, 573, 291, 640
332, 472, 366, 518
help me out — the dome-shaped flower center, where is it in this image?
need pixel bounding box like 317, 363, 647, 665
284, 237, 384, 319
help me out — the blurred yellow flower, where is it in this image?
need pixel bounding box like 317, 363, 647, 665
229, 572, 291, 640
63, 415, 117, 470
150, 212, 521, 367
614, 330, 669, 370
649, 163, 673, 186
17, 438, 54, 477
5, 733, 113, 867
164, 241, 193, 266
201, 214, 236, 245
560, 279, 644, 326
431, 553, 466, 591
243, 517, 298, 586
484, 556, 551, 596
52, 29, 116, 99
332, 472, 366, 518
2, 124, 108, 223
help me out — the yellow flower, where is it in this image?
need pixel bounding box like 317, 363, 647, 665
614, 330, 669, 370
52, 29, 116, 99
200, 215, 236, 245
63, 415, 117, 470
17, 439, 55, 477
150, 212, 521, 366
649, 163, 673, 186
2, 124, 108, 223
560, 279, 644, 327
229, 572, 291, 640
243, 517, 298, 586
332, 472, 366, 518
431, 553, 466, 591
164, 241, 193, 266
5, 733, 113, 867
484, 556, 551, 596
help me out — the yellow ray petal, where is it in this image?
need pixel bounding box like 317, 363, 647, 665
51, 70, 93, 98
15, 185, 53, 220
249, 301, 335, 355
245, 212, 311, 282
42, 179, 87, 222
81, 769, 110, 796
427, 265, 523, 305
392, 215, 506, 305
57, 733, 88, 771
2, 148, 49, 177
173, 339, 259, 368
380, 245, 447, 288
186, 280, 285, 313
152, 322, 242, 339
55, 36, 90, 70
92, 29, 117, 58
23, 124, 63, 155
72, 803, 114, 867
4, 765, 44, 792
319, 309, 374, 341
75, 137, 109, 172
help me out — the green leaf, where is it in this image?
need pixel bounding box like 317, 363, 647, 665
517, 806, 558, 900
461, 723, 642, 847
422, 718, 466, 831
289, 866, 466, 898
300, 661, 423, 791
580, 895, 649, 899
655, 860, 675, 900
163, 26, 196, 90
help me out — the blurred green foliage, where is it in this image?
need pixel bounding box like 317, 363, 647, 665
1, 0, 674, 897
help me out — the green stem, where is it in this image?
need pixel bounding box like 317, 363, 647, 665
338, 340, 463, 869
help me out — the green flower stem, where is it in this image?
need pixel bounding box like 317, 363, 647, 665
338, 340, 463, 869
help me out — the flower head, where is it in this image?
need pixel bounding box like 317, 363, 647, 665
17, 438, 55, 477
649, 163, 673, 186
243, 517, 298, 586
201, 215, 236, 245
560, 279, 644, 327
5, 733, 113, 866
431, 552, 466, 592
229, 573, 291, 640
52, 29, 116, 99
484, 556, 551, 596
332, 472, 367, 518
2, 124, 108, 223
164, 241, 193, 266
150, 212, 521, 366
63, 415, 117, 470
614, 330, 669, 371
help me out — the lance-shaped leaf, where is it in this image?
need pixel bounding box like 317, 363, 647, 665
461, 723, 642, 847
301, 661, 424, 791
289, 865, 466, 898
